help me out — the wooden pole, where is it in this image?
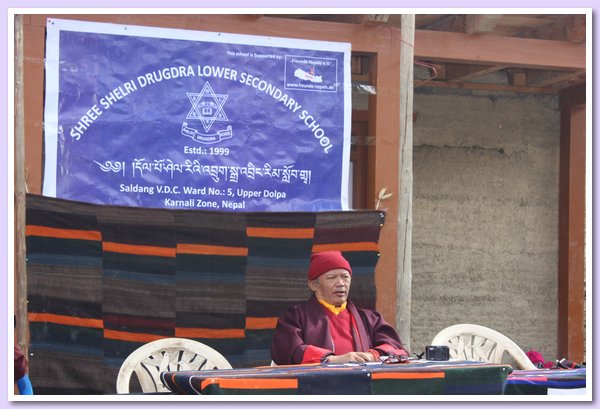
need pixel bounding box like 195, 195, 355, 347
396, 14, 414, 351
558, 83, 586, 362
14, 14, 29, 354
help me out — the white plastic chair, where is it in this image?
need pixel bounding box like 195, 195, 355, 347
116, 337, 232, 394
431, 323, 537, 370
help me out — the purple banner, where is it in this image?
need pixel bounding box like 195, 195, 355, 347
43, 19, 351, 211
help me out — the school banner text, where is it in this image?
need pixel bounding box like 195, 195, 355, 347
43, 18, 351, 211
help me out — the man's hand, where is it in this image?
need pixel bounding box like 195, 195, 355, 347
325, 351, 376, 364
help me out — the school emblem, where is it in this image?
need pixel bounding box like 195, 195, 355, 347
181, 82, 233, 144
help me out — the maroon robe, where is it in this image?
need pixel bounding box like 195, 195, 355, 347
271, 296, 408, 365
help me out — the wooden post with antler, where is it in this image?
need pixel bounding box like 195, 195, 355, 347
396, 14, 415, 351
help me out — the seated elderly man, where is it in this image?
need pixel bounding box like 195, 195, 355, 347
271, 251, 408, 365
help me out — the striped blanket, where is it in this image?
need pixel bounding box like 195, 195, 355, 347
24, 194, 384, 394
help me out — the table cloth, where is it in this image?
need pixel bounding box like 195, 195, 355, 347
161, 360, 512, 395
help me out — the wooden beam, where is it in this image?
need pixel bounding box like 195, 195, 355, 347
434, 62, 447, 81
351, 55, 363, 75
465, 14, 503, 34
558, 83, 586, 363
415, 29, 586, 70
507, 68, 527, 87
28, 14, 400, 53
414, 79, 559, 95
565, 15, 586, 43
350, 109, 369, 209
14, 14, 29, 354
533, 70, 585, 87
366, 56, 378, 212
371, 38, 402, 326
396, 14, 415, 351
446, 63, 508, 83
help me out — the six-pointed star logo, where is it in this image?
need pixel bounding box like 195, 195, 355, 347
186, 82, 229, 132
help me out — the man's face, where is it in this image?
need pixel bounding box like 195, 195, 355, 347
309, 268, 352, 306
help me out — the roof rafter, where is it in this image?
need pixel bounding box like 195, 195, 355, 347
446, 63, 508, 82
414, 29, 585, 70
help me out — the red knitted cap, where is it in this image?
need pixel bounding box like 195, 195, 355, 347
307, 251, 352, 280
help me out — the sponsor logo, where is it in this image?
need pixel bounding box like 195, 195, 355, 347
285, 55, 338, 92
294, 66, 323, 83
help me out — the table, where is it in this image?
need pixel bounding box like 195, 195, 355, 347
505, 368, 586, 395
161, 360, 512, 395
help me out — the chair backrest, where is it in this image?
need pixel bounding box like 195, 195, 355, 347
116, 337, 232, 394
431, 323, 537, 370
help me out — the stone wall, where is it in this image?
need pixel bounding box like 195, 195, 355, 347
410, 87, 560, 362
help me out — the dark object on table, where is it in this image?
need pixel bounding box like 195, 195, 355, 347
425, 345, 450, 361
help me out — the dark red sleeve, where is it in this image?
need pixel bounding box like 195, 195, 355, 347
373, 343, 409, 358
14, 346, 27, 380
271, 305, 333, 365
301, 345, 332, 364
360, 309, 409, 356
